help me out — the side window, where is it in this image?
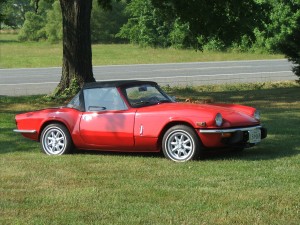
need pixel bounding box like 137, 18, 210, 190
83, 87, 127, 111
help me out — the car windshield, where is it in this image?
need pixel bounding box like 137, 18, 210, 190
124, 84, 173, 107
67, 92, 83, 111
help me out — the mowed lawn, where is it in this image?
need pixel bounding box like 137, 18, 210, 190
0, 33, 283, 68
0, 82, 299, 224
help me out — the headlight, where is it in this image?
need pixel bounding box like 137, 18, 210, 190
254, 110, 260, 120
215, 113, 223, 127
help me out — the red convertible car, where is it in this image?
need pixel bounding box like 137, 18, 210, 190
14, 80, 267, 162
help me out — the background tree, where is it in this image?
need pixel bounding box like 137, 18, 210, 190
16, 0, 117, 96
252, 0, 300, 52
279, 14, 300, 81
117, 0, 190, 48
119, 0, 265, 50
91, 0, 128, 43
16, 0, 127, 44
0, 0, 8, 28
44, 0, 62, 43
0, 0, 33, 29
56, 0, 95, 96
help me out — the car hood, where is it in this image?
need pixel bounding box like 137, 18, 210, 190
136, 102, 259, 127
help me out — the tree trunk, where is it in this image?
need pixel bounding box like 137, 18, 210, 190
56, 0, 95, 96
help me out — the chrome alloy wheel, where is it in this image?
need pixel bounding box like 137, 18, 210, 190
42, 127, 67, 155
165, 130, 195, 161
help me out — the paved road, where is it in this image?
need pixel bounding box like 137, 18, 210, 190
0, 59, 296, 96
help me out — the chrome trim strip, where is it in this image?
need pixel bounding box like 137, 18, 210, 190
139, 125, 143, 136
13, 129, 37, 134
199, 125, 262, 134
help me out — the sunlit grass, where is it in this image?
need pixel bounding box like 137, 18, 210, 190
0, 82, 299, 224
0, 33, 284, 68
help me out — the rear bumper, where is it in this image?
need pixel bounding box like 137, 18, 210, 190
13, 129, 37, 134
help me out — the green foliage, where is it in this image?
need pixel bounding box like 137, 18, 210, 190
52, 78, 81, 100
118, 0, 167, 47
18, 11, 46, 41
279, 14, 300, 81
119, 0, 300, 54
91, 0, 128, 43
168, 19, 190, 49
117, 0, 190, 48
203, 37, 226, 52
14, 0, 127, 43
253, 0, 300, 52
44, 0, 62, 43
0, 0, 34, 29
119, 0, 280, 50
149, 0, 263, 50
17, 0, 55, 41
3, 0, 300, 57
230, 35, 253, 53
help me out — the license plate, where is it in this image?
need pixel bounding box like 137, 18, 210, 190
248, 129, 261, 143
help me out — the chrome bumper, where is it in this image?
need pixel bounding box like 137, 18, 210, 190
199, 125, 262, 134
13, 129, 37, 134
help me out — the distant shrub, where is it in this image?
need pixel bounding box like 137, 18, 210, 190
18, 12, 46, 41
203, 38, 226, 52
169, 19, 190, 49
279, 16, 300, 81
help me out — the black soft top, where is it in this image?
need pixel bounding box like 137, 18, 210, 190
83, 80, 157, 89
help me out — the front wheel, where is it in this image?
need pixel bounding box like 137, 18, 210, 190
40, 123, 73, 155
162, 125, 201, 162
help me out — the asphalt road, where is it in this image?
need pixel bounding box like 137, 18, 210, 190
0, 59, 296, 96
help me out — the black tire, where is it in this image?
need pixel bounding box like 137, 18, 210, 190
40, 123, 73, 155
162, 125, 201, 162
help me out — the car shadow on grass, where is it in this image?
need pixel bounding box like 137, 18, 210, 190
200, 146, 299, 161
72, 144, 299, 162
73, 149, 164, 159
3, 127, 299, 161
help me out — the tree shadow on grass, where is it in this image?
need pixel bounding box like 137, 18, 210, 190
167, 86, 300, 106
0, 39, 19, 44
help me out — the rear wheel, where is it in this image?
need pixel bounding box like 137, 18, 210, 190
40, 123, 73, 155
162, 125, 201, 162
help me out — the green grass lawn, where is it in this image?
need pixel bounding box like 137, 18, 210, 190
0, 33, 284, 68
0, 82, 299, 224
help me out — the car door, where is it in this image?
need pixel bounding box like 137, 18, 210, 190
79, 87, 136, 149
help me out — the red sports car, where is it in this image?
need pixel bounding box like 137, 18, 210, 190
14, 80, 267, 162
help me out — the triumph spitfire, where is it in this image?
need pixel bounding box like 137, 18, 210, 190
14, 80, 267, 162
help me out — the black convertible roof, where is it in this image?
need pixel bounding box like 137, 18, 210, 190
83, 80, 157, 89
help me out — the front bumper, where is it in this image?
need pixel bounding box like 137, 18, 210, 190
199, 125, 267, 148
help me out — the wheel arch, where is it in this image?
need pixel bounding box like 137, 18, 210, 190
38, 120, 71, 141
157, 121, 200, 151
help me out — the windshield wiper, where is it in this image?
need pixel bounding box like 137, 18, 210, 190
157, 100, 171, 104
